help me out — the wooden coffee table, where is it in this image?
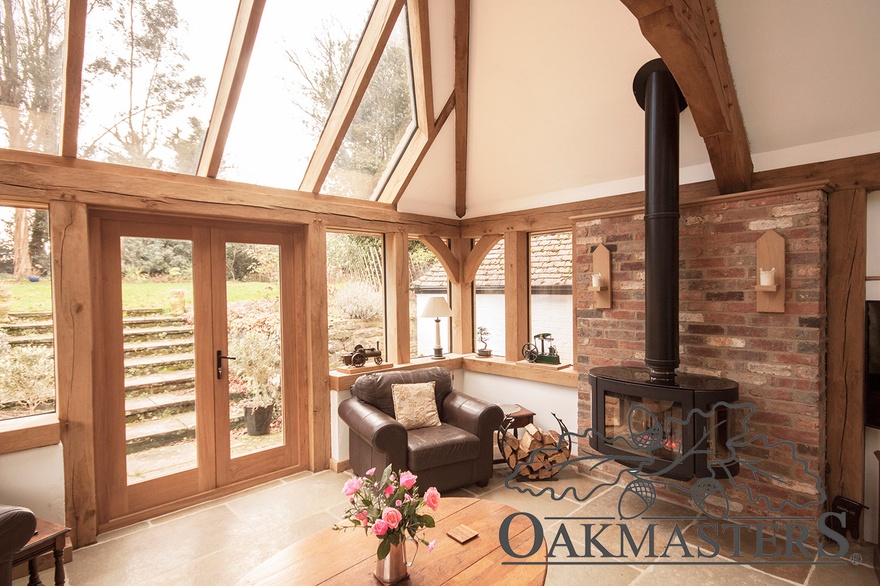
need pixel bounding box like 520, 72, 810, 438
238, 497, 546, 585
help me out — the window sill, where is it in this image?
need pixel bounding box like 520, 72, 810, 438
328, 353, 577, 391
460, 355, 577, 388
0, 413, 61, 456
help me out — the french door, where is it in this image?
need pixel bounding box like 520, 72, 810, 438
94, 214, 307, 527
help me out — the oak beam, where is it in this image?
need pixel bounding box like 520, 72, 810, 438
61, 0, 88, 157
385, 230, 411, 364
450, 238, 474, 354
408, 0, 434, 132
621, 0, 752, 193
380, 92, 455, 206
454, 0, 470, 218
504, 232, 529, 360
462, 234, 503, 284
418, 234, 460, 283
197, 0, 266, 177
304, 220, 330, 470
300, 0, 406, 193
49, 200, 97, 547
0, 151, 460, 237
826, 188, 866, 503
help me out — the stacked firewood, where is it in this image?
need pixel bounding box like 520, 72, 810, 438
499, 423, 571, 480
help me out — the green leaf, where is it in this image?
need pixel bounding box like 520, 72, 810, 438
377, 538, 391, 560
379, 464, 393, 488
422, 515, 435, 528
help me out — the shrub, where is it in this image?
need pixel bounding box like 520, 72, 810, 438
0, 345, 55, 413
333, 281, 383, 320
228, 327, 281, 407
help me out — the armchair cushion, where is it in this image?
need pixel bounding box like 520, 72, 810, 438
407, 424, 480, 470
391, 382, 441, 430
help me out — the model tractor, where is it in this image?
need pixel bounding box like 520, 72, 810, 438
522, 333, 560, 365
342, 342, 384, 367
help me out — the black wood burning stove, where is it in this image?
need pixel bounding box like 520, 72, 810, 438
588, 60, 739, 481
589, 366, 739, 480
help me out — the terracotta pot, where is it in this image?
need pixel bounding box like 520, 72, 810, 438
244, 404, 273, 436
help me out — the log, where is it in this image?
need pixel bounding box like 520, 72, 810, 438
523, 423, 542, 441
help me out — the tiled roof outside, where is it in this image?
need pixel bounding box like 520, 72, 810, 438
411, 232, 572, 291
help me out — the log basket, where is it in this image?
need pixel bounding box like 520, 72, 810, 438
496, 412, 572, 481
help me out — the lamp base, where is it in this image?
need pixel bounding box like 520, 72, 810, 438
431, 346, 445, 360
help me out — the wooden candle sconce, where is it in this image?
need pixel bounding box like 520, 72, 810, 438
588, 244, 611, 309
755, 230, 785, 313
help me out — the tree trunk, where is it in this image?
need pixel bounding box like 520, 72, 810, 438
13, 207, 32, 278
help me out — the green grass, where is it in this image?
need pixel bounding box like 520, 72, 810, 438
4, 280, 279, 313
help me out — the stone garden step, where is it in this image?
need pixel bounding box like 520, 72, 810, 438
124, 338, 194, 358
125, 369, 195, 395
7, 325, 194, 347
1, 315, 186, 337
124, 353, 194, 377
125, 407, 245, 453
7, 307, 164, 322
125, 391, 195, 422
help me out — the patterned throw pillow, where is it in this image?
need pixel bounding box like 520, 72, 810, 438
391, 381, 442, 430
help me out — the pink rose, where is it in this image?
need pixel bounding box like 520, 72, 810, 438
428, 540, 436, 552
400, 471, 417, 490
343, 477, 361, 496
404, 494, 412, 501
366, 467, 376, 476
355, 510, 369, 526
384, 484, 395, 497
396, 500, 402, 506
381, 507, 403, 529
372, 519, 388, 536
424, 487, 440, 511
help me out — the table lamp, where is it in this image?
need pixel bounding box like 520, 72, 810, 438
420, 296, 452, 359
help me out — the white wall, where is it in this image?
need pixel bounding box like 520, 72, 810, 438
459, 370, 578, 455
0, 444, 65, 524
863, 190, 880, 543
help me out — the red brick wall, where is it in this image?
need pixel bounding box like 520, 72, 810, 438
575, 188, 828, 522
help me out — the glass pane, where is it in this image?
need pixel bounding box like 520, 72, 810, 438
121, 237, 196, 485
219, 0, 373, 188
529, 232, 573, 364
323, 7, 416, 199
327, 232, 385, 369
0, 1, 65, 153
475, 239, 505, 357
79, 0, 238, 173
226, 242, 283, 458
0, 207, 55, 422
409, 239, 448, 357
606, 391, 682, 462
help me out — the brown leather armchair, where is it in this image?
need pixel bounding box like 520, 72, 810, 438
338, 367, 503, 493
0, 505, 36, 586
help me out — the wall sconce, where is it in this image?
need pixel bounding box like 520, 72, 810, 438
421, 296, 452, 359
589, 244, 612, 309
755, 230, 785, 313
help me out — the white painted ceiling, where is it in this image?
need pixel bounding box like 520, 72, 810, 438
399, 0, 880, 219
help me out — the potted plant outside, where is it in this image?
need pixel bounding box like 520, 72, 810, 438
229, 328, 281, 436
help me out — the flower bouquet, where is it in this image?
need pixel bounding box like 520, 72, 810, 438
334, 464, 440, 563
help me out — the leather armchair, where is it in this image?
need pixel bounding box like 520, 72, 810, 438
0, 505, 36, 586
338, 367, 503, 493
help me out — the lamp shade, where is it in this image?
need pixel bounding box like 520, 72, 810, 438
420, 296, 452, 318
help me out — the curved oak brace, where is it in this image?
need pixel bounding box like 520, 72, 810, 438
621, 0, 752, 194
462, 234, 503, 284
419, 235, 461, 283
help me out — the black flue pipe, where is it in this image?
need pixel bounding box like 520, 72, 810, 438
633, 60, 687, 384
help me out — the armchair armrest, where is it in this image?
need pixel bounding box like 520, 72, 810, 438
441, 391, 504, 439
0, 504, 36, 560
338, 398, 407, 464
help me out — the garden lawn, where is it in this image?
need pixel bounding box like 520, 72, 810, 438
7, 280, 279, 313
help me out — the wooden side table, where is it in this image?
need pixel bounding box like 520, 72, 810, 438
494, 405, 536, 464
12, 518, 70, 586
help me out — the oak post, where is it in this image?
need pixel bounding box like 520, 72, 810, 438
504, 232, 529, 360
451, 238, 474, 354
385, 230, 411, 364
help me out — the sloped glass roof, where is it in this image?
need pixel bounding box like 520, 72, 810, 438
78, 0, 238, 173
218, 0, 374, 189
323, 6, 416, 200
0, 0, 66, 154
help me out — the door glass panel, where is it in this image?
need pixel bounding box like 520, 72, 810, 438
226, 242, 283, 458
121, 237, 196, 485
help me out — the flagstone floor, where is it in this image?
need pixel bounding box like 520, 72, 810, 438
15, 466, 877, 585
